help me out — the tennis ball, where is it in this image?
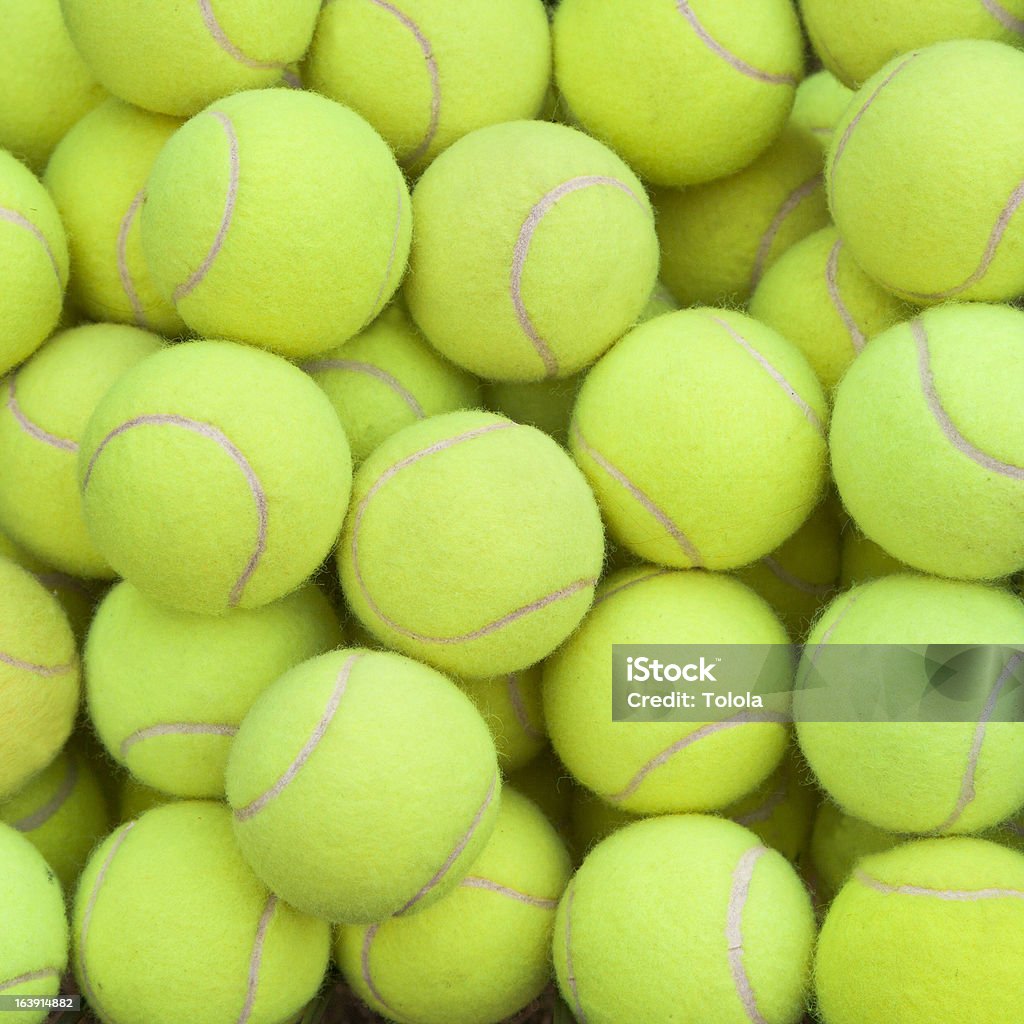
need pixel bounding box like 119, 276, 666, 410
86, 581, 342, 798
831, 303, 1024, 580
142, 88, 411, 359
303, 302, 480, 464
656, 124, 829, 308
44, 99, 184, 335
0, 744, 112, 894
545, 566, 791, 814
78, 340, 352, 615
406, 120, 658, 382
117, 775, 176, 824
72, 801, 329, 1024
0, 150, 68, 377
795, 575, 1024, 834
0, 558, 79, 801
571, 309, 828, 569
0, 822, 68, 1023
555, 815, 815, 1024
505, 748, 575, 839
227, 649, 501, 923
305, 0, 551, 174
456, 666, 545, 772
790, 70, 853, 150
827, 40, 1024, 303
749, 227, 910, 391
815, 837, 1024, 1024
336, 789, 570, 1024
339, 410, 604, 676
839, 527, 909, 588
60, 0, 320, 117
553, 0, 803, 187
0, 323, 164, 578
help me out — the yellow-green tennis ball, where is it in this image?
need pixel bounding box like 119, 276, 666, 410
0, 744, 112, 894
656, 124, 828, 308
227, 649, 501, 923
839, 527, 909, 588
0, 558, 79, 801
142, 89, 411, 359
116, 775, 176, 824
555, 815, 815, 1024
790, 70, 853, 151
339, 410, 604, 676
303, 302, 480, 464
72, 801, 330, 1024
406, 120, 658, 382
305, 0, 551, 174
86, 581, 342, 798
0, 323, 164, 578
0, 822, 68, 1023
337, 789, 570, 1024
505, 748, 575, 839
60, 0, 320, 117
456, 665, 545, 772
571, 309, 828, 570
569, 788, 641, 859
78, 340, 352, 615
831, 303, 1024, 580
0, 150, 68, 377
545, 566, 791, 815
796, 575, 1024, 835
815, 837, 1024, 1024
827, 40, 1024, 303
44, 99, 184, 335
553, 0, 803, 187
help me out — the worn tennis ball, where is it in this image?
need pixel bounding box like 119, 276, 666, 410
60, 0, 320, 116
456, 666, 546, 772
406, 119, 658, 382
339, 410, 604, 676
336, 789, 570, 1024
86, 581, 342, 798
77, 340, 352, 615
839, 527, 909, 588
227, 649, 501, 923
815, 837, 1024, 1024
142, 88, 411, 359
790, 70, 853, 150
555, 815, 815, 1024
305, 0, 551, 173
571, 309, 828, 570
827, 40, 1024, 303
72, 801, 330, 1024
831, 303, 1024, 580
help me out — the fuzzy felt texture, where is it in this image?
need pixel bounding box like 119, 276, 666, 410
86, 581, 341, 798
790, 71, 853, 152
838, 528, 909, 588
226, 649, 501, 923
456, 665, 546, 772
405, 120, 658, 382
336, 789, 570, 1024
338, 410, 604, 677
77, 340, 352, 615
553, 815, 814, 1024
830, 303, 1024, 580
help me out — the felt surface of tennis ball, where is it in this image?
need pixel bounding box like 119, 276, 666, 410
339, 410, 604, 676
457, 665, 546, 772
790, 70, 853, 150
839, 528, 909, 588
77, 340, 352, 615
142, 88, 411, 358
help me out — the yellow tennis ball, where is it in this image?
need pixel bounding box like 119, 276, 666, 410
86, 581, 342, 798
831, 303, 1024, 580
339, 410, 604, 676
0, 323, 164, 578
0, 822, 68, 1023
336, 789, 571, 1024
571, 309, 828, 570
303, 302, 480, 464
77, 340, 352, 615
406, 119, 658, 382
555, 815, 815, 1024
456, 665, 546, 772
656, 123, 829, 308
827, 40, 1024, 303
790, 70, 853, 151
72, 801, 330, 1024
141, 89, 411, 359
305, 0, 551, 174
839, 527, 909, 588
796, 575, 1024, 835
60, 0, 320, 117
815, 837, 1024, 1024
544, 566, 792, 815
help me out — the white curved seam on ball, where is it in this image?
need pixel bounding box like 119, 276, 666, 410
0, 968, 62, 994
197, 0, 288, 70
6, 376, 78, 452
760, 554, 835, 597
726, 845, 771, 1024
360, 924, 398, 1015
731, 775, 788, 827
460, 875, 559, 909
562, 884, 589, 1024
0, 645, 75, 677
857, 870, 1024, 900
0, 206, 64, 286
236, 894, 277, 1024
980, 0, 1024, 33
805, 591, 860, 666
302, 357, 424, 417
750, 175, 823, 291
120, 721, 239, 758
116, 189, 150, 329
12, 750, 79, 832
362, 179, 408, 328
507, 672, 544, 740
825, 238, 866, 354
593, 567, 675, 608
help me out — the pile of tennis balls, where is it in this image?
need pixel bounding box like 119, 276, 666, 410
1, 1, 1023, 1023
